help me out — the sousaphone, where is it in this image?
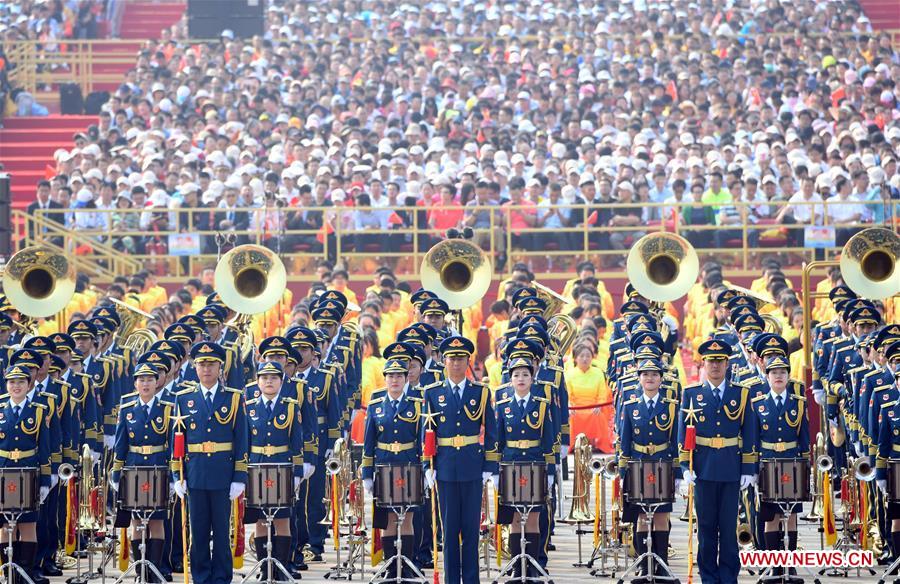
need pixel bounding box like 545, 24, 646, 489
419, 238, 491, 310
214, 244, 287, 314
2, 246, 75, 318
839, 227, 900, 299
625, 233, 699, 302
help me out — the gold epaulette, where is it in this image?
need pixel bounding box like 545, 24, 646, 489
283, 397, 298, 405
882, 401, 897, 410
421, 380, 442, 391
751, 394, 766, 403
224, 386, 242, 394
120, 391, 138, 400
793, 394, 806, 401
160, 400, 174, 408
174, 387, 196, 396
623, 396, 640, 406
835, 345, 852, 353
496, 397, 512, 405
247, 398, 259, 406
664, 397, 678, 404
534, 396, 550, 403
407, 396, 424, 402
32, 402, 46, 410
873, 384, 891, 393
120, 400, 137, 409
369, 397, 385, 405
863, 369, 883, 379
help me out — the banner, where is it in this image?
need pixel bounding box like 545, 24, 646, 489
804, 226, 835, 249
168, 233, 201, 256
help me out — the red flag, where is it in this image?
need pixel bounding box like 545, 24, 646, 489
45, 164, 56, 180
830, 86, 847, 108
666, 80, 678, 102
388, 211, 404, 225
586, 210, 599, 225
683, 425, 696, 451
750, 88, 762, 107
316, 222, 334, 244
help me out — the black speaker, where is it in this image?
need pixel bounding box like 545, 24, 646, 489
59, 83, 84, 115
84, 91, 110, 115
187, 0, 264, 38
0, 174, 11, 257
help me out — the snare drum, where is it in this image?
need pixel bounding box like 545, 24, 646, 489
758, 458, 810, 502
119, 466, 169, 510
624, 460, 675, 504
246, 464, 294, 508
499, 462, 547, 507
887, 460, 900, 503
374, 464, 423, 508
0, 468, 39, 512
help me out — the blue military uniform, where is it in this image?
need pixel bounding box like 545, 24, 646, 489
678, 339, 758, 584
875, 340, 900, 558
422, 336, 498, 584
171, 342, 248, 584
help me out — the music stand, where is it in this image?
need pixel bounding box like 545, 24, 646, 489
492, 503, 551, 584
615, 501, 679, 584
239, 506, 293, 584
0, 511, 36, 584
368, 505, 426, 584
113, 510, 165, 584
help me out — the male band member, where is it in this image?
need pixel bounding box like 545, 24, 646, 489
422, 335, 498, 584
171, 341, 248, 584
876, 342, 900, 558
679, 339, 758, 584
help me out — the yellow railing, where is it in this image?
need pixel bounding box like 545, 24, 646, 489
15, 199, 898, 285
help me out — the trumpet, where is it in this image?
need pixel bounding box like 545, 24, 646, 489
737, 523, 755, 550
58, 463, 75, 482
853, 456, 876, 482
816, 454, 834, 473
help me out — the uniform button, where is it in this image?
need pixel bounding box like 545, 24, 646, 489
267, 432, 271, 436
716, 422, 720, 426
457, 423, 460, 427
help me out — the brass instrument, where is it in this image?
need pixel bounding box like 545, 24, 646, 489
761, 313, 783, 335
532, 281, 569, 319
419, 238, 491, 310
321, 438, 348, 528
547, 313, 578, 359
737, 523, 755, 550
2, 246, 75, 318
563, 434, 594, 524
803, 433, 825, 521
839, 227, 900, 299
625, 233, 699, 302
737, 488, 756, 550
109, 297, 158, 354
816, 454, 834, 473
58, 463, 75, 482
76, 444, 102, 531
729, 284, 776, 310
214, 244, 288, 315
853, 456, 876, 482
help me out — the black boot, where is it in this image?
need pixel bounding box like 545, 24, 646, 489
273, 536, 296, 581
633, 531, 649, 580
400, 535, 417, 579
146, 539, 165, 583
891, 532, 900, 573
652, 530, 670, 576
507, 533, 522, 578
254, 537, 269, 581
382, 535, 398, 576
525, 533, 547, 583
19, 541, 47, 584
763, 531, 783, 576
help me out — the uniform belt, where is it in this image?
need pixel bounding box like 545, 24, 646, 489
761, 440, 797, 452
437, 435, 480, 448
376, 441, 416, 453
695, 436, 739, 449
251, 445, 290, 456
506, 440, 540, 449
317, 416, 326, 424
131, 445, 167, 455
0, 448, 37, 461
633, 442, 668, 455
892, 444, 900, 453
187, 441, 233, 454
103, 414, 117, 424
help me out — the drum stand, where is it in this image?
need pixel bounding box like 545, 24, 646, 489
239, 507, 293, 584
492, 504, 551, 584
324, 523, 367, 580
0, 511, 35, 584
615, 502, 678, 584
113, 510, 164, 584
587, 521, 627, 577
369, 506, 426, 584
820, 498, 877, 579
754, 501, 820, 584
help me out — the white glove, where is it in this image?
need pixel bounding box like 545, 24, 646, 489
363, 478, 373, 495
548, 475, 555, 490
560, 445, 569, 460
103, 435, 115, 450
812, 389, 824, 405
425, 468, 436, 489
675, 479, 683, 494
878, 479, 888, 493
740, 474, 755, 490
173, 480, 187, 499
482, 471, 492, 485
91, 451, 101, 466
855, 442, 864, 457
491, 474, 499, 491
108, 476, 119, 492
303, 463, 315, 480
293, 477, 302, 492
682, 470, 696, 486
229, 482, 245, 500
324, 449, 333, 460
39, 486, 49, 503
51, 475, 59, 489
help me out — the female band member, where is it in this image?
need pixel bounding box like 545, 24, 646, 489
244, 361, 304, 581
110, 362, 172, 582
493, 356, 556, 578
361, 358, 424, 573
618, 356, 681, 576
750, 354, 809, 556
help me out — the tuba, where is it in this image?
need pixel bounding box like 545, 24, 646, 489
839, 227, 900, 299
2, 246, 75, 318
109, 297, 158, 354
625, 233, 699, 302
562, 434, 594, 524
419, 238, 491, 310
76, 444, 102, 531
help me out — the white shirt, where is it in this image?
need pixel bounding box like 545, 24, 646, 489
448, 378, 467, 395
643, 393, 659, 411
138, 395, 157, 411
199, 382, 219, 403
826, 194, 865, 223
514, 392, 531, 409
260, 391, 280, 410
787, 192, 824, 224
708, 380, 727, 399
768, 390, 787, 407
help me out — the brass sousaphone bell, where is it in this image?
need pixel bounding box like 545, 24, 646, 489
214, 244, 287, 315
625, 232, 699, 302
419, 238, 491, 310
2, 246, 76, 318
839, 227, 900, 299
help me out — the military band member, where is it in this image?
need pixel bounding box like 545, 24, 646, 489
876, 341, 900, 558
493, 356, 555, 579
748, 355, 809, 556
109, 362, 173, 582
361, 358, 424, 574
68, 319, 108, 456
422, 335, 498, 584
679, 339, 758, 584
0, 364, 52, 581
619, 356, 681, 577
171, 341, 248, 584
245, 361, 304, 582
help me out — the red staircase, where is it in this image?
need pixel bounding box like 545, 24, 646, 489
859, 0, 900, 30
0, 116, 97, 209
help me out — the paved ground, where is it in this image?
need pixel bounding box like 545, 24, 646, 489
47, 471, 888, 583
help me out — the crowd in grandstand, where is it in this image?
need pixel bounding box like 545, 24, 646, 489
9, 0, 900, 269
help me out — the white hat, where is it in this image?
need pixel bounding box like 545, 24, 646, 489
76, 188, 93, 203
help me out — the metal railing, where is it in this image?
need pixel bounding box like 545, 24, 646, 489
14, 198, 898, 284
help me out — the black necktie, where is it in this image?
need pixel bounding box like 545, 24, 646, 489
205, 391, 213, 410
454, 385, 462, 407
145, 404, 151, 419
266, 401, 274, 419
647, 398, 656, 416
775, 395, 784, 415
518, 398, 526, 413
714, 387, 722, 407
13, 405, 21, 421
391, 400, 399, 416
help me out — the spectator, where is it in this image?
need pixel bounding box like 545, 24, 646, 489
828, 177, 866, 246
775, 177, 825, 248
608, 182, 644, 264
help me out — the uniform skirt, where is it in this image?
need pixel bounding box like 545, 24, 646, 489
758, 501, 802, 522
887, 501, 900, 520
114, 508, 168, 528
243, 506, 291, 524
0, 511, 37, 525
372, 505, 416, 530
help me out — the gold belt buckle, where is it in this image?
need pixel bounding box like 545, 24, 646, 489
775, 442, 785, 452
263, 445, 275, 456
11, 450, 19, 462
389, 443, 401, 453
452, 436, 465, 448
202, 441, 215, 454
711, 437, 724, 449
